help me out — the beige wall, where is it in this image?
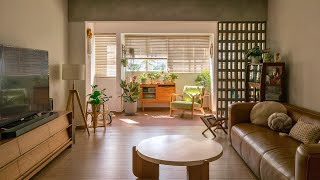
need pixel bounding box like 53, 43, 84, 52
268, 0, 320, 111
0, 0, 69, 111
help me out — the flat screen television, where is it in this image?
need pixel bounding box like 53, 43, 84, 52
0, 45, 50, 123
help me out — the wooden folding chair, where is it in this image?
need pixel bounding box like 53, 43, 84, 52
200, 115, 227, 138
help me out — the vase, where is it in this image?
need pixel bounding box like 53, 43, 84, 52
141, 79, 147, 84
262, 53, 273, 63
251, 56, 261, 64
124, 101, 137, 115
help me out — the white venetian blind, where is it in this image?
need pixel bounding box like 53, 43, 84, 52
125, 35, 209, 73
95, 34, 116, 77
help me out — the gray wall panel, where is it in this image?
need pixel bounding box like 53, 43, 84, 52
68, 0, 268, 22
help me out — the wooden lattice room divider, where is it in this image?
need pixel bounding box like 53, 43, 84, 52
216, 22, 267, 119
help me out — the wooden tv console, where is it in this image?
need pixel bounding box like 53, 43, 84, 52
0, 111, 72, 180
140, 84, 176, 111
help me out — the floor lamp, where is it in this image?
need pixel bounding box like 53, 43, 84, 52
62, 64, 90, 136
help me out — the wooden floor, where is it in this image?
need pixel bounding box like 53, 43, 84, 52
33, 112, 256, 180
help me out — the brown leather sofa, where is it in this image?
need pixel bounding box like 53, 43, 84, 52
228, 102, 320, 180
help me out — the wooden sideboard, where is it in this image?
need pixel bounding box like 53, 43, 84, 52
0, 111, 72, 180
140, 84, 176, 111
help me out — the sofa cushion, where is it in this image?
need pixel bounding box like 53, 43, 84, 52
239, 128, 300, 178
250, 101, 287, 126
268, 113, 293, 133
231, 123, 270, 155
289, 120, 320, 144
260, 147, 297, 180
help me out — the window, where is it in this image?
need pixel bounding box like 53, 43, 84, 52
125, 35, 209, 73
95, 34, 116, 77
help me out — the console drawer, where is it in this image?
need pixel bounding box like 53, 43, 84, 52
48, 130, 69, 152
48, 115, 70, 136
0, 160, 20, 180
18, 141, 50, 175
18, 124, 50, 155
0, 139, 20, 168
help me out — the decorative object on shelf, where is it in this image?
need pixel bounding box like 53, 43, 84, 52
210, 43, 214, 59
274, 52, 282, 62
62, 64, 90, 135
245, 46, 263, 64
245, 63, 286, 102
195, 69, 211, 90
87, 28, 93, 54
262, 49, 274, 63
120, 80, 140, 115
139, 73, 148, 84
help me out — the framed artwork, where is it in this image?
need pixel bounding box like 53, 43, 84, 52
265, 66, 282, 85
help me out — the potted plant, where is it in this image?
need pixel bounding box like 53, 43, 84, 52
87, 85, 111, 112
139, 73, 148, 84
162, 74, 170, 84
169, 73, 178, 83
120, 80, 140, 115
147, 72, 160, 84
245, 46, 263, 64
195, 69, 211, 90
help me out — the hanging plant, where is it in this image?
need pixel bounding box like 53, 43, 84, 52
121, 58, 128, 67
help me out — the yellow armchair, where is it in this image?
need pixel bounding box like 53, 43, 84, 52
170, 86, 206, 118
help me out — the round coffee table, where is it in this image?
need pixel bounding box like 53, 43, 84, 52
132, 135, 223, 180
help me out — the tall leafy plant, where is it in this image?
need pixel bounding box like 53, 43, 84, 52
195, 69, 211, 89
120, 80, 140, 103
87, 85, 111, 105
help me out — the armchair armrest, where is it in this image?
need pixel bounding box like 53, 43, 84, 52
295, 144, 320, 180
228, 102, 256, 136
171, 93, 183, 102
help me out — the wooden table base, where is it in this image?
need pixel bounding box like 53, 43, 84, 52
132, 146, 210, 180
132, 146, 159, 179
187, 161, 209, 180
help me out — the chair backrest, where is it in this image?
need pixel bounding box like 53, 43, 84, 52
182, 86, 205, 103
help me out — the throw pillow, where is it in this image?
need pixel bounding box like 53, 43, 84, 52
268, 113, 292, 132
289, 121, 320, 144
250, 101, 287, 126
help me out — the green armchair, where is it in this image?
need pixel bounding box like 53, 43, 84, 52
170, 86, 206, 118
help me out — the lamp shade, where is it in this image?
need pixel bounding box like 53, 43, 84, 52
62, 64, 85, 80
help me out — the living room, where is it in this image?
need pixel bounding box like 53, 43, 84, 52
0, 0, 319, 180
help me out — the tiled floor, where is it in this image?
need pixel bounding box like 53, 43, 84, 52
33, 111, 256, 180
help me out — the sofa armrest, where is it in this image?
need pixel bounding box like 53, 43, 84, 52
228, 102, 256, 136
295, 144, 320, 180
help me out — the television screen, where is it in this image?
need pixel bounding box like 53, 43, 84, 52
0, 45, 49, 122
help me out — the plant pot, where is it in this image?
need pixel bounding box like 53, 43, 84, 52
141, 79, 147, 84
123, 101, 137, 115
251, 56, 261, 64
262, 53, 273, 63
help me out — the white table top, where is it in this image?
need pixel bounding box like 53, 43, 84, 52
136, 135, 223, 166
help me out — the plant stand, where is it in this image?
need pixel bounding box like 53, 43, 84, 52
85, 102, 112, 132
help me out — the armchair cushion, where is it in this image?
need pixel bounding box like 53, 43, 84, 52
182, 86, 204, 103
171, 101, 201, 110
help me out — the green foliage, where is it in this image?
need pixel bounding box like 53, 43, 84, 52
87, 85, 111, 105
245, 46, 263, 58
195, 69, 211, 89
121, 58, 128, 67
147, 72, 161, 80
169, 73, 178, 81
139, 73, 148, 81
120, 80, 140, 103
